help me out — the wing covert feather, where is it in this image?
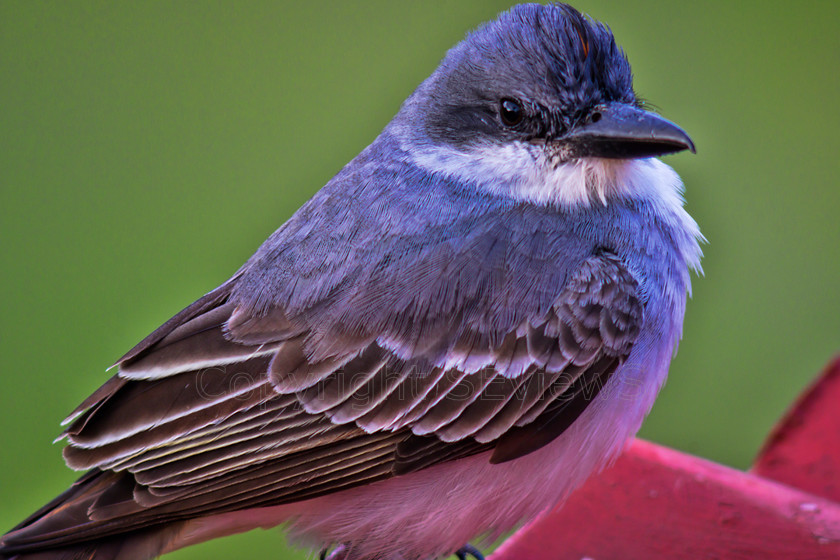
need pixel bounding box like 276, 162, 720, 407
4, 251, 643, 554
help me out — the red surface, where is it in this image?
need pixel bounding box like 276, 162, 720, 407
752, 356, 840, 501
490, 355, 840, 560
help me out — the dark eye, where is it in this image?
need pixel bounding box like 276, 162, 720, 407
499, 98, 523, 126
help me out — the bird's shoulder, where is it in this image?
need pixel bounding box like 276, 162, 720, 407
237, 146, 600, 334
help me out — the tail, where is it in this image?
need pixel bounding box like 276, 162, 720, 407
0, 527, 184, 560
0, 471, 186, 560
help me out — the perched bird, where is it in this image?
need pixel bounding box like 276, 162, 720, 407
1, 3, 702, 560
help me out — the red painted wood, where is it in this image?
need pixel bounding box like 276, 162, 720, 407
490, 441, 840, 559
752, 356, 840, 501
490, 357, 840, 559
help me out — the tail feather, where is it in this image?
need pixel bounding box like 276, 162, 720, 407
0, 470, 185, 560
5, 472, 100, 536
1, 525, 185, 560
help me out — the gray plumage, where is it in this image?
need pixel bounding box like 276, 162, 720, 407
1, 4, 702, 560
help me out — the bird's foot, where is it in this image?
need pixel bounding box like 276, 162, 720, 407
318, 543, 482, 560
454, 544, 485, 560
319, 544, 349, 560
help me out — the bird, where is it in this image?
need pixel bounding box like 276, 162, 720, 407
1, 3, 702, 560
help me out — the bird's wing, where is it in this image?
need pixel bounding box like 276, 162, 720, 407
1, 251, 642, 552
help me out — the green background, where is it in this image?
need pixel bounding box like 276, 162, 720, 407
1, 1, 838, 558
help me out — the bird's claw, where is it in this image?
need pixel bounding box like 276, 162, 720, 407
455, 544, 485, 560
319, 542, 483, 560
319, 544, 348, 560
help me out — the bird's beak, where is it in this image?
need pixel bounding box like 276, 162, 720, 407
562, 102, 695, 159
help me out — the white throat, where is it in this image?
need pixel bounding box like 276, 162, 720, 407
410, 139, 687, 212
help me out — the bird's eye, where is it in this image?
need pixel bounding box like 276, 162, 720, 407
499, 98, 524, 126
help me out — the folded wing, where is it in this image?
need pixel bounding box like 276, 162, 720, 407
1, 251, 642, 554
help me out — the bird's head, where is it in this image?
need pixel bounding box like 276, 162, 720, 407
399, 3, 695, 207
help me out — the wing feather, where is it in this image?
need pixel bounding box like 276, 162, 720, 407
434, 369, 531, 441
409, 368, 497, 436
3, 251, 644, 554
354, 365, 449, 431
103, 395, 298, 472
63, 358, 272, 450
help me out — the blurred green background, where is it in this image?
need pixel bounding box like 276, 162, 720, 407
1, 1, 838, 558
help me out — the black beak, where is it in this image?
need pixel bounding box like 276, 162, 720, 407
562, 103, 695, 159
